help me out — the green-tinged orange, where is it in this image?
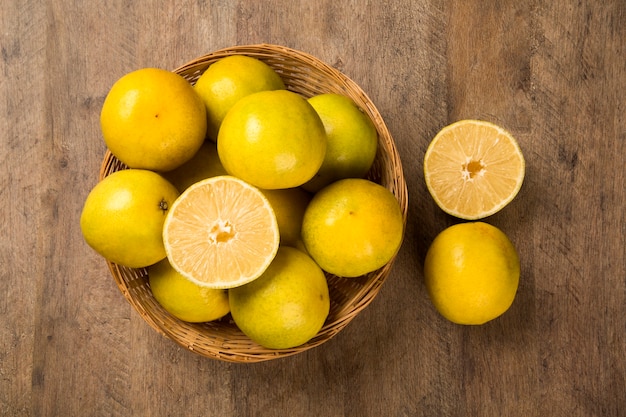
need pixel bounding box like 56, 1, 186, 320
80, 169, 180, 268
163, 141, 227, 192
218, 90, 327, 189
229, 246, 330, 349
194, 55, 286, 141
149, 258, 230, 323
304, 93, 378, 192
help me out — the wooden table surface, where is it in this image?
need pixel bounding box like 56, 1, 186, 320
2, 1, 624, 416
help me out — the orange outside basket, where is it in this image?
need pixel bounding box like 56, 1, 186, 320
99, 44, 408, 363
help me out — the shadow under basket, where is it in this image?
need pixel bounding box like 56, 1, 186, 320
99, 44, 409, 363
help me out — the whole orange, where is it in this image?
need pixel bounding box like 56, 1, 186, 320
80, 169, 180, 268
424, 222, 520, 325
304, 93, 378, 192
100, 68, 206, 172
194, 55, 286, 141
301, 178, 404, 277
217, 90, 327, 189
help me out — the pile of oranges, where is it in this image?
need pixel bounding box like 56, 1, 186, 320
81, 55, 404, 349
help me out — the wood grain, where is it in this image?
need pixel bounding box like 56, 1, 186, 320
1, 0, 624, 416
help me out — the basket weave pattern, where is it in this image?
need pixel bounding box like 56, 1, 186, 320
99, 44, 408, 362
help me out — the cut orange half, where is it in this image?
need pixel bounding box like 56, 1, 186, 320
163, 176, 280, 289
424, 120, 525, 220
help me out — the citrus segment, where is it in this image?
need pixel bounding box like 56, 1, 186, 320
163, 176, 279, 289
424, 120, 525, 220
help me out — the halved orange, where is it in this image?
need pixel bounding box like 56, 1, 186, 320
163, 176, 279, 289
424, 120, 525, 220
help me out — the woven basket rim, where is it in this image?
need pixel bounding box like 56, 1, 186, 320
99, 44, 408, 363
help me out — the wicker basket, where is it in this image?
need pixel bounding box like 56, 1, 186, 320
99, 44, 408, 363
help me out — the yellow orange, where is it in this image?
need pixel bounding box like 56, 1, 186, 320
100, 68, 206, 172
194, 55, 285, 141
424, 222, 520, 325
148, 258, 230, 323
